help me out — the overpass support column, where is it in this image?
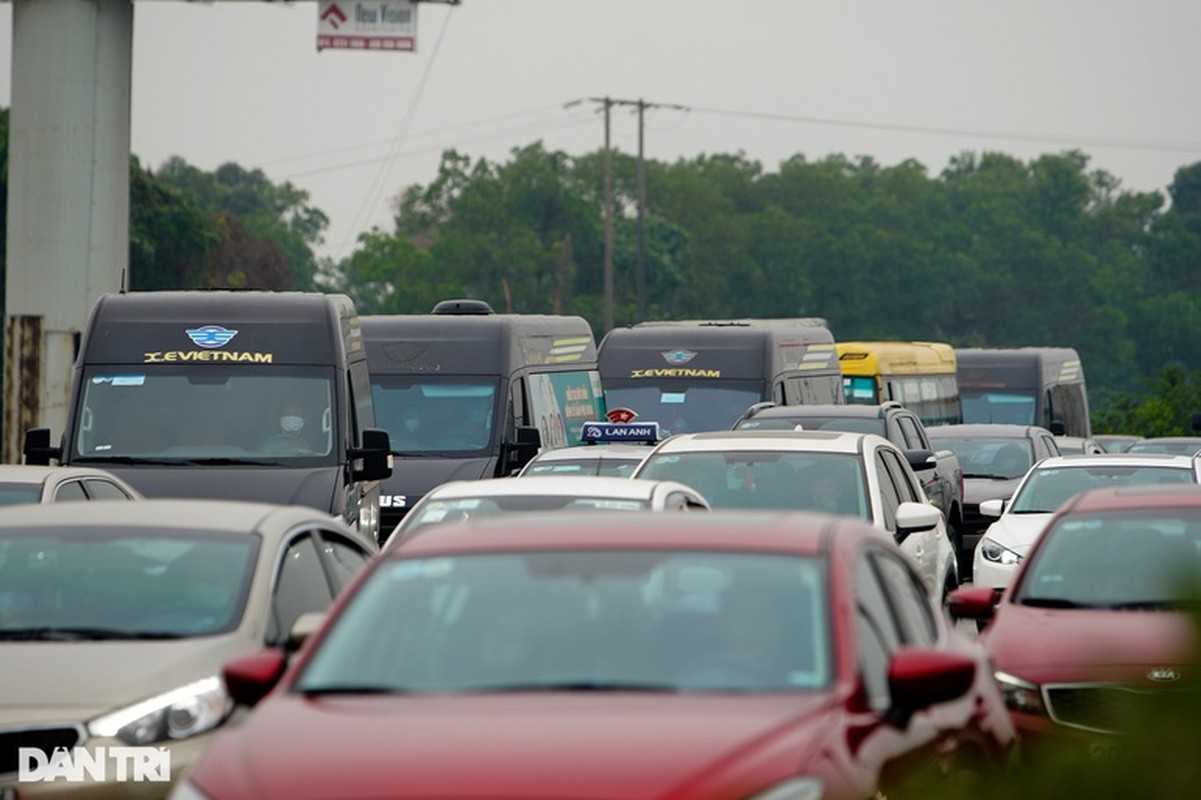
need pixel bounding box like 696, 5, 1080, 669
3, 0, 132, 463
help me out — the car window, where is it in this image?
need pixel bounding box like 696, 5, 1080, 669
317, 531, 373, 592
880, 448, 921, 503
84, 479, 134, 500
854, 550, 901, 709
270, 533, 336, 645
896, 416, 925, 451
870, 551, 938, 645
52, 481, 88, 502
873, 451, 901, 530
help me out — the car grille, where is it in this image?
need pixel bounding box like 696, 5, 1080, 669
0, 724, 86, 777
1044, 683, 1174, 734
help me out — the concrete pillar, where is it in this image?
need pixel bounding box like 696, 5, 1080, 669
3, 0, 132, 463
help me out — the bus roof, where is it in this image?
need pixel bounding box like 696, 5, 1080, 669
361, 313, 598, 374
598, 319, 839, 380
955, 347, 1084, 388
836, 341, 957, 377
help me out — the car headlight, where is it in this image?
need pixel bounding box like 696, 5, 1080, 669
995, 670, 1046, 716
89, 676, 233, 745
980, 538, 1022, 566
748, 777, 824, 800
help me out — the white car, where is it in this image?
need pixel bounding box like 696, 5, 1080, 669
516, 443, 655, 478
631, 429, 958, 601
973, 452, 1201, 589
384, 475, 709, 547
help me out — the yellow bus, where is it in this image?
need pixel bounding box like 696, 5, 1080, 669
837, 341, 962, 427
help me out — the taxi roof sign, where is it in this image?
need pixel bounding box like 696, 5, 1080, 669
581, 421, 661, 444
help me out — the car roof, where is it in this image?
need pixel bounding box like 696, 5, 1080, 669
1061, 483, 1201, 513
1030, 453, 1200, 470
926, 423, 1049, 438
527, 444, 655, 462
647, 429, 880, 455
745, 403, 889, 420
0, 497, 346, 535
425, 475, 696, 501
390, 508, 861, 558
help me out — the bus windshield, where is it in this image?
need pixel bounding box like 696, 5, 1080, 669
960, 389, 1037, 426
371, 376, 500, 455
72, 366, 337, 463
604, 381, 764, 436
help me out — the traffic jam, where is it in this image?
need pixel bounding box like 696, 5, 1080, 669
3, 294, 1199, 800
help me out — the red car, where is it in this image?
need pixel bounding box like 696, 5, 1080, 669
949, 483, 1201, 759
176, 510, 1015, 800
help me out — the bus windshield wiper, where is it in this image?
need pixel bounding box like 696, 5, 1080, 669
0, 627, 186, 641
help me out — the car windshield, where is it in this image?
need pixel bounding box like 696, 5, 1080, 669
930, 437, 1032, 479
371, 376, 500, 455
1127, 440, 1201, 456
637, 451, 867, 517
0, 530, 258, 638
297, 550, 831, 694
73, 366, 337, 464
1015, 510, 1201, 609
0, 485, 43, 506
1009, 465, 1198, 514
398, 496, 652, 540
603, 382, 763, 437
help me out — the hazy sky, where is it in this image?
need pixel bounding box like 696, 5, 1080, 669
4, 0, 1201, 262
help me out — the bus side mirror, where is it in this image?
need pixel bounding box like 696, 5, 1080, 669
1192, 412, 1201, 434
1049, 419, 1066, 436
23, 428, 62, 466
508, 425, 542, 470
351, 428, 392, 481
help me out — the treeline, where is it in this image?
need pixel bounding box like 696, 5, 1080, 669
1, 107, 1199, 433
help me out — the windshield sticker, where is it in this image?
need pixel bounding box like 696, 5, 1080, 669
661, 392, 686, 404
143, 350, 273, 364
91, 375, 146, 386
422, 559, 455, 579
390, 561, 425, 582
186, 325, 238, 348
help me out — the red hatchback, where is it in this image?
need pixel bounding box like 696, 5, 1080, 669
950, 483, 1201, 760
176, 510, 1015, 800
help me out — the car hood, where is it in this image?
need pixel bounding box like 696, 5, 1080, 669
980, 513, 1052, 555
196, 693, 838, 799
983, 605, 1197, 684
0, 637, 248, 725
962, 477, 1021, 506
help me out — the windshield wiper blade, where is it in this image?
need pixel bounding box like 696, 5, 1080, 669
464, 681, 681, 694
0, 627, 185, 641
74, 456, 184, 466
963, 473, 1007, 479
299, 685, 405, 696
178, 458, 284, 466
1019, 597, 1095, 609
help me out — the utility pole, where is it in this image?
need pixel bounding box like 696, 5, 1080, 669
576, 97, 688, 331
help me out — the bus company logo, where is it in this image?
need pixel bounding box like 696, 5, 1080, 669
661, 350, 696, 365
18, 746, 171, 783
186, 325, 238, 349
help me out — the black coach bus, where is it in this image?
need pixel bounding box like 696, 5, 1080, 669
956, 346, 1092, 438
362, 300, 606, 539
598, 318, 843, 437
24, 290, 392, 542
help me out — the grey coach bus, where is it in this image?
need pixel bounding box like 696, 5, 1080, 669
956, 346, 1092, 438
24, 290, 393, 542
362, 300, 606, 539
598, 318, 843, 437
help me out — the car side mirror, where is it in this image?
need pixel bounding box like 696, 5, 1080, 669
287, 611, 327, 652
904, 449, 936, 471
893, 501, 941, 544
222, 649, 288, 708
979, 498, 1005, 518
886, 647, 976, 729
947, 585, 1003, 622
351, 428, 393, 481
